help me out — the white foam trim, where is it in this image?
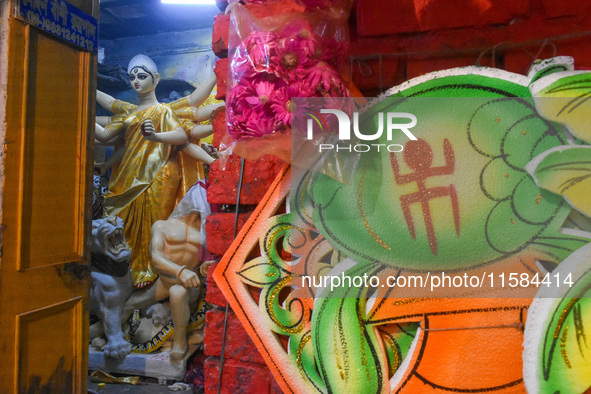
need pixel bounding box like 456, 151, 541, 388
361, 66, 531, 114
560, 227, 591, 240
529, 70, 590, 97
389, 325, 422, 391
527, 56, 574, 80
365, 288, 378, 315
523, 296, 556, 393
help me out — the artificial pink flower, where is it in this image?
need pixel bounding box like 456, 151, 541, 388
245, 81, 276, 107
244, 31, 278, 52
263, 21, 318, 79
305, 61, 342, 92
243, 31, 278, 71
228, 83, 256, 113
233, 107, 254, 123
320, 75, 350, 97
243, 110, 277, 137
291, 80, 316, 97
228, 102, 253, 125
270, 47, 308, 80
227, 18, 350, 140
230, 56, 254, 79
271, 86, 293, 125
271, 82, 317, 126
282, 20, 318, 58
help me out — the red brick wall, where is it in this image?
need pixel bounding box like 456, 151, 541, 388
204, 3, 289, 390
204, 116, 283, 393
352, 0, 591, 96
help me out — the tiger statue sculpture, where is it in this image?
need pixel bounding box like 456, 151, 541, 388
89, 216, 133, 359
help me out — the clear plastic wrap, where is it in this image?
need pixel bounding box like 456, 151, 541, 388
220, 2, 353, 163
295, 0, 354, 12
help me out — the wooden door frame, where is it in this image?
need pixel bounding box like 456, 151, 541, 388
0, 0, 98, 390
1, 0, 10, 220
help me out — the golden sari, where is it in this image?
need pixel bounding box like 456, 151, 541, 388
104, 100, 202, 287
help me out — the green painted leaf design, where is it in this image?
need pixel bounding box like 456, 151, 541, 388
527, 146, 591, 216
237, 257, 284, 287
530, 71, 591, 144
523, 243, 591, 393
289, 331, 326, 392
311, 264, 388, 394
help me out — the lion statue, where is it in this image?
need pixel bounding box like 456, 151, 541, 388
89, 216, 133, 359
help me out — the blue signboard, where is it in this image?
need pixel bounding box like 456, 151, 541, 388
15, 0, 98, 53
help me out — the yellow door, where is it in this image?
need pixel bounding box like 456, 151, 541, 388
0, 0, 97, 392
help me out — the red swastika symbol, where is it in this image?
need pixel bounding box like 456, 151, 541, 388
390, 138, 460, 255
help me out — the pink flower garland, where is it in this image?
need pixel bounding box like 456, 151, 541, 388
227, 19, 350, 139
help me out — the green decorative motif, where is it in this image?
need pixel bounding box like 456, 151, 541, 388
312, 291, 386, 393
307, 74, 585, 272
527, 68, 591, 218
235, 59, 591, 394
523, 244, 591, 394
528, 146, 591, 217
530, 71, 591, 143
523, 59, 591, 394
540, 295, 591, 393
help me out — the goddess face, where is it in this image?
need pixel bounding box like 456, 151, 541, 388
129, 67, 158, 94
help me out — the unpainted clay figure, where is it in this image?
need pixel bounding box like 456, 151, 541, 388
122, 183, 212, 361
